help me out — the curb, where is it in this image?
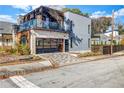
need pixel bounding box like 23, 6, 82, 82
36, 55, 59, 68
0, 66, 53, 80
60, 54, 124, 67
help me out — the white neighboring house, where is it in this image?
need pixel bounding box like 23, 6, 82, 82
91, 34, 110, 45
104, 26, 119, 37
92, 26, 120, 45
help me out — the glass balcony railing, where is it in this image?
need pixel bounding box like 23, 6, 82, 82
19, 19, 65, 32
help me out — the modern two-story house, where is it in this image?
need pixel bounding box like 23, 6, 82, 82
16, 6, 91, 54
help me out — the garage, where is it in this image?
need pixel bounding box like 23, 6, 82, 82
36, 38, 64, 54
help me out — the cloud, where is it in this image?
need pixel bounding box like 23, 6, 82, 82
114, 8, 124, 17
11, 5, 31, 12
93, 11, 106, 15
12, 5, 63, 20
91, 8, 124, 19
90, 11, 109, 18
0, 15, 16, 23
12, 5, 66, 16
16, 13, 26, 16
45, 5, 65, 11
105, 14, 111, 17
11, 5, 33, 18
31, 5, 65, 11
31, 5, 41, 10
14, 5, 65, 17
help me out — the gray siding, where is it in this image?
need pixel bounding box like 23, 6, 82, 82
0, 21, 14, 34
64, 12, 91, 52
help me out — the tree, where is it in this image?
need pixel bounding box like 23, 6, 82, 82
62, 8, 89, 17
121, 38, 124, 45
91, 17, 112, 37
118, 24, 124, 35
63, 8, 70, 12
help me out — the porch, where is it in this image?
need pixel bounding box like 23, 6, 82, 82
0, 34, 13, 47
30, 29, 69, 54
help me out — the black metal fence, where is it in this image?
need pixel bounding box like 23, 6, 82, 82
103, 45, 124, 54
92, 45, 124, 55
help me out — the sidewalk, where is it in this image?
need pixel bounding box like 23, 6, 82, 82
0, 51, 124, 79
58, 51, 124, 67
0, 61, 52, 79
81, 51, 124, 61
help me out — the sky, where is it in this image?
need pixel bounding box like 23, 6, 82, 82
0, 5, 124, 24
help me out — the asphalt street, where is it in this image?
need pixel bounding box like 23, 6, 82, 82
1, 56, 124, 88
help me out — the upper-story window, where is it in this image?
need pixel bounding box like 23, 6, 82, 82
88, 38, 90, 48
0, 28, 4, 30
88, 25, 90, 34
30, 12, 35, 19
65, 19, 73, 31
70, 37, 73, 48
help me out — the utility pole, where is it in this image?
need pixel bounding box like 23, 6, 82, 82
110, 10, 114, 55
12, 25, 16, 49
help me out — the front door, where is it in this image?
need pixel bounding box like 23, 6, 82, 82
65, 39, 69, 52
21, 35, 27, 45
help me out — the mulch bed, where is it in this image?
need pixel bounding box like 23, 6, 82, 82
0, 52, 45, 66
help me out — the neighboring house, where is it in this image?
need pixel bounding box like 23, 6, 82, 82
91, 34, 111, 45
92, 33, 107, 45
91, 26, 120, 45
0, 21, 16, 48
16, 6, 91, 54
104, 26, 119, 37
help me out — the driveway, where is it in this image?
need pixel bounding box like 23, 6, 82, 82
1, 56, 124, 88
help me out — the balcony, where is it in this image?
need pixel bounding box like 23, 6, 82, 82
19, 19, 65, 32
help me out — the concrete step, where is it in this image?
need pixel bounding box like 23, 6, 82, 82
39, 53, 82, 66
0, 61, 52, 79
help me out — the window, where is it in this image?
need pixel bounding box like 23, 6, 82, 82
70, 37, 73, 48
88, 25, 90, 34
0, 28, 4, 30
88, 38, 90, 48
36, 38, 63, 49
6, 39, 9, 46
65, 39, 69, 52
43, 39, 51, 48
36, 39, 44, 48
51, 39, 57, 48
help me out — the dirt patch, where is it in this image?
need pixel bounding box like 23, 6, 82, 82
78, 52, 102, 58
0, 55, 45, 66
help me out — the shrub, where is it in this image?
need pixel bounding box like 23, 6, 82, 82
78, 52, 102, 57
0, 44, 30, 55
32, 56, 42, 61
100, 41, 103, 45
118, 42, 120, 45
113, 40, 117, 45
105, 41, 107, 45
93, 41, 96, 45
120, 39, 124, 45
0, 47, 4, 52
0, 48, 6, 56
3, 48, 18, 55
17, 44, 30, 55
